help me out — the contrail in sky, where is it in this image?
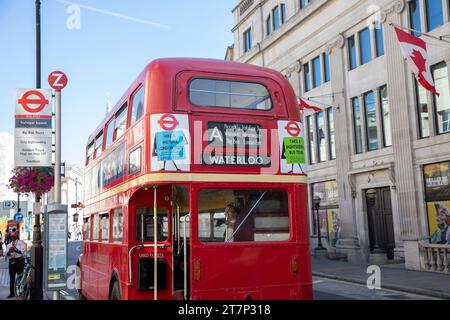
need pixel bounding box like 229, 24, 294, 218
55, 0, 171, 30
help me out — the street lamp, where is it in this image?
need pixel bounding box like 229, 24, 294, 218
366, 189, 383, 253
313, 195, 325, 251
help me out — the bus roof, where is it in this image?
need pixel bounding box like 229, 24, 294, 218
87, 58, 293, 144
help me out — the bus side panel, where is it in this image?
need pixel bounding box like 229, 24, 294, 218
295, 183, 313, 300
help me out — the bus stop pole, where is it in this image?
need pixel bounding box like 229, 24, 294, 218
53, 90, 62, 301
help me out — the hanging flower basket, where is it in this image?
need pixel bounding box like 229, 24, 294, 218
8, 167, 54, 197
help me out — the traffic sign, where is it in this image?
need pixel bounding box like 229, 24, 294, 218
14, 212, 23, 223
2, 200, 16, 210
48, 71, 68, 91
158, 114, 179, 131
285, 121, 301, 137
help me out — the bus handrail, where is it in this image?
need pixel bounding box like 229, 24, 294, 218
127, 243, 168, 286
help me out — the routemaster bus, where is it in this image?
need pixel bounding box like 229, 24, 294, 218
79, 58, 312, 300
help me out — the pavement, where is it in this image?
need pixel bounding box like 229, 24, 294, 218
312, 256, 450, 300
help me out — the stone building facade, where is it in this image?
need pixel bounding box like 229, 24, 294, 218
226, 0, 450, 269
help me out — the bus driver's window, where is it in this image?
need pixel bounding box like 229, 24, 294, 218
136, 206, 168, 242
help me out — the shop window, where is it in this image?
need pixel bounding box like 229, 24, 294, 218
197, 189, 290, 243
312, 181, 340, 247
423, 161, 450, 244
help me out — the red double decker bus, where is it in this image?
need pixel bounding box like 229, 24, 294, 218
79, 58, 312, 300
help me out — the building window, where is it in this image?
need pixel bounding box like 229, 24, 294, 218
352, 97, 363, 154
304, 63, 311, 92
266, 16, 272, 36
323, 53, 331, 83
244, 28, 252, 53
273, 6, 280, 31
312, 56, 322, 88
380, 86, 392, 147
409, 0, 422, 36
416, 78, 430, 138
281, 4, 286, 24
307, 116, 316, 164
426, 0, 444, 31
348, 36, 357, 70
364, 91, 378, 151
327, 108, 336, 160
299, 0, 310, 10
359, 28, 372, 65
316, 111, 326, 162
375, 24, 385, 57
433, 62, 450, 134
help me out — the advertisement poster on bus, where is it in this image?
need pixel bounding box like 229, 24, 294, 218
203, 121, 271, 167
277, 120, 306, 174
150, 113, 190, 172
426, 201, 450, 244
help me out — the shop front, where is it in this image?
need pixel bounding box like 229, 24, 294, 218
311, 180, 340, 248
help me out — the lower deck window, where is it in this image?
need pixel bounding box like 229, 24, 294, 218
197, 189, 290, 243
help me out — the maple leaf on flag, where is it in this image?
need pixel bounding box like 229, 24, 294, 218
411, 49, 427, 74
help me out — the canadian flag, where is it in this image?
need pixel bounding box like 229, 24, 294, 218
298, 98, 322, 112
394, 27, 439, 96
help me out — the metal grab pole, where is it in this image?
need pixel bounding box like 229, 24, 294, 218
153, 186, 157, 301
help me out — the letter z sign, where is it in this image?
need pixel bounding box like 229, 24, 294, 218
48, 71, 68, 91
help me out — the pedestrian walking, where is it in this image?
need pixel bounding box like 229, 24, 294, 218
5, 230, 24, 298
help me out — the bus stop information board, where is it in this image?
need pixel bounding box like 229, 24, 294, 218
44, 204, 68, 291
14, 88, 53, 167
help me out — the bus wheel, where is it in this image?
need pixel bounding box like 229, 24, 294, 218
110, 281, 122, 300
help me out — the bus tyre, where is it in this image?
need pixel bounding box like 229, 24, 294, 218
110, 281, 122, 300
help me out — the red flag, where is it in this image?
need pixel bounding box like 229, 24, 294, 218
298, 98, 322, 112
394, 27, 439, 96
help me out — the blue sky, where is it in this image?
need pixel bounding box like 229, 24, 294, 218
0, 0, 234, 165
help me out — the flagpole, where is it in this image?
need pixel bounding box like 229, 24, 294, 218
298, 97, 336, 109
388, 22, 450, 45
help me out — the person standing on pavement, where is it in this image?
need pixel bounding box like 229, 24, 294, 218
5, 230, 24, 298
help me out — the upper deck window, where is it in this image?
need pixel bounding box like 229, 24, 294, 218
130, 86, 144, 125
94, 131, 103, 158
189, 78, 272, 110
86, 141, 94, 164
114, 102, 128, 140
